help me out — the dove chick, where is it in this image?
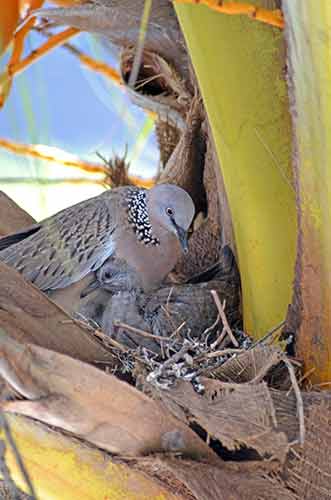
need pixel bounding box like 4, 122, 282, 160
82, 246, 241, 353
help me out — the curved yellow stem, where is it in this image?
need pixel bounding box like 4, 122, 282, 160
175, 0, 296, 338
1, 414, 180, 500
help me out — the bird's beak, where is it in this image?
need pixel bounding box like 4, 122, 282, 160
174, 224, 189, 254
80, 279, 100, 298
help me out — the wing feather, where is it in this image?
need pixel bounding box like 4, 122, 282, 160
0, 190, 121, 291
0, 225, 41, 251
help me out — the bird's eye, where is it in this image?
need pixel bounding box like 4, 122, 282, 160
166, 207, 174, 216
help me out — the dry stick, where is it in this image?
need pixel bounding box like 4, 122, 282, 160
165, 287, 174, 310
194, 347, 245, 365
202, 348, 246, 360
0, 412, 37, 499
289, 447, 302, 461
113, 321, 172, 343
93, 329, 128, 353
160, 304, 178, 333
128, 0, 153, 88
203, 314, 220, 338
210, 290, 239, 347
210, 325, 227, 350
315, 381, 331, 388
248, 320, 286, 350
169, 321, 187, 339
283, 357, 305, 446
294, 367, 316, 389
160, 341, 191, 371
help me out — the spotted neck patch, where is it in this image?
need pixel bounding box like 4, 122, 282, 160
126, 189, 160, 246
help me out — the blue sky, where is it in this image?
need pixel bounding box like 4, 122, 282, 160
0, 24, 159, 220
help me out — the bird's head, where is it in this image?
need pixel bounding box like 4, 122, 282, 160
80, 259, 140, 298
147, 184, 195, 254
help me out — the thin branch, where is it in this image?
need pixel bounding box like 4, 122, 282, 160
210, 291, 239, 347
199, 348, 246, 360
203, 314, 220, 338
283, 357, 305, 446
169, 321, 187, 339
296, 367, 316, 388
210, 325, 227, 350
113, 321, 171, 343
159, 340, 191, 371
93, 328, 128, 353
248, 320, 286, 350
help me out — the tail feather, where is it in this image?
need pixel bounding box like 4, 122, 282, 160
0, 225, 41, 252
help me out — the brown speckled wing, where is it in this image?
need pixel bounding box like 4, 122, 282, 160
0, 191, 120, 291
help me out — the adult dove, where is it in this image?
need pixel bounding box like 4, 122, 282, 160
0, 184, 195, 293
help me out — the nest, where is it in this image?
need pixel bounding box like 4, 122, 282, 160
92, 296, 252, 388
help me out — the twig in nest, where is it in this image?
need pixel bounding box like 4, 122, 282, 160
314, 381, 331, 388
248, 320, 286, 350
160, 340, 192, 370
209, 327, 227, 350
113, 321, 171, 343
291, 367, 316, 390
160, 303, 178, 333
93, 328, 128, 353
165, 286, 174, 310
203, 314, 220, 339
210, 291, 239, 347
198, 348, 246, 360
282, 357, 305, 446
134, 72, 164, 92
169, 321, 187, 339
146, 340, 194, 387
0, 412, 37, 499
